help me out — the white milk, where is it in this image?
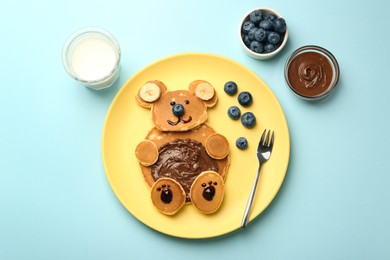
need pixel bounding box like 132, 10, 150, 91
63, 28, 121, 90
71, 37, 117, 82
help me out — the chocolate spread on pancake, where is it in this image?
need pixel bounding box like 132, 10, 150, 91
151, 138, 218, 202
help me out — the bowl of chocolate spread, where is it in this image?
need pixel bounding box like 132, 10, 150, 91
284, 45, 340, 100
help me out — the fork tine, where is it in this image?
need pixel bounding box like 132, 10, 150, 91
264, 130, 270, 146
259, 129, 266, 146
269, 131, 274, 148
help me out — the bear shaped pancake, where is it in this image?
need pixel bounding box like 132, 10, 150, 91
135, 80, 229, 215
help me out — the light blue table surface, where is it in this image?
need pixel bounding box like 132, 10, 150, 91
1, 0, 390, 259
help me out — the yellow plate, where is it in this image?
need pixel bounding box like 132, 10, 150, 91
102, 53, 290, 238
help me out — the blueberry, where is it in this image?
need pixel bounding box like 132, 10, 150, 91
248, 27, 258, 40
243, 34, 251, 47
242, 21, 255, 33
259, 19, 274, 30
227, 106, 241, 120
249, 10, 263, 24
241, 112, 256, 128
254, 28, 266, 42
236, 137, 248, 150
249, 41, 264, 53
266, 13, 277, 21
172, 104, 184, 117
224, 81, 238, 96
238, 91, 253, 107
267, 32, 281, 45
274, 18, 286, 33
264, 30, 271, 39
264, 43, 277, 53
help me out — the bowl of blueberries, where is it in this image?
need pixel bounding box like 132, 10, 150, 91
239, 7, 288, 59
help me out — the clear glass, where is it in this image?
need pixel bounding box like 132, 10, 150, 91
284, 45, 340, 101
62, 27, 121, 90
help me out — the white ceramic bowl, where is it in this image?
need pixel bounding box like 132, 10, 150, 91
239, 7, 288, 60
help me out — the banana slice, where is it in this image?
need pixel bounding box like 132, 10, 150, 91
139, 82, 161, 102
195, 82, 215, 101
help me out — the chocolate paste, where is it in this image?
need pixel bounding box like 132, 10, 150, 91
287, 51, 333, 97
151, 138, 218, 202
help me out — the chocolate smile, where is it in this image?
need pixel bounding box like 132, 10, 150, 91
167, 116, 192, 126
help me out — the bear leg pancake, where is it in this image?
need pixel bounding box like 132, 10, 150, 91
151, 178, 186, 215
190, 171, 225, 214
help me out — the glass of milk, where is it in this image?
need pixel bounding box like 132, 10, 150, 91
62, 27, 121, 90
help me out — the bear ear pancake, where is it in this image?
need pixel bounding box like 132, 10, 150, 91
136, 80, 167, 108
189, 80, 218, 107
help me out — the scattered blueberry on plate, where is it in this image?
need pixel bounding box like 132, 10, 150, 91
238, 91, 253, 107
227, 106, 241, 120
224, 82, 257, 144
224, 81, 238, 96
241, 112, 256, 128
236, 137, 248, 150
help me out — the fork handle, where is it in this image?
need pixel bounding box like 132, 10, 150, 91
241, 164, 262, 228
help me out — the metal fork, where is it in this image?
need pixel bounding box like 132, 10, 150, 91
241, 129, 275, 228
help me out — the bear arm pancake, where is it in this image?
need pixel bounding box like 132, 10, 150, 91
135, 140, 159, 166
205, 133, 229, 159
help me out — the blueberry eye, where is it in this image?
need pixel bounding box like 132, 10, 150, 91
184, 100, 189, 104
170, 101, 176, 106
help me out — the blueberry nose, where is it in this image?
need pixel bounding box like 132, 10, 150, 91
172, 104, 185, 117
